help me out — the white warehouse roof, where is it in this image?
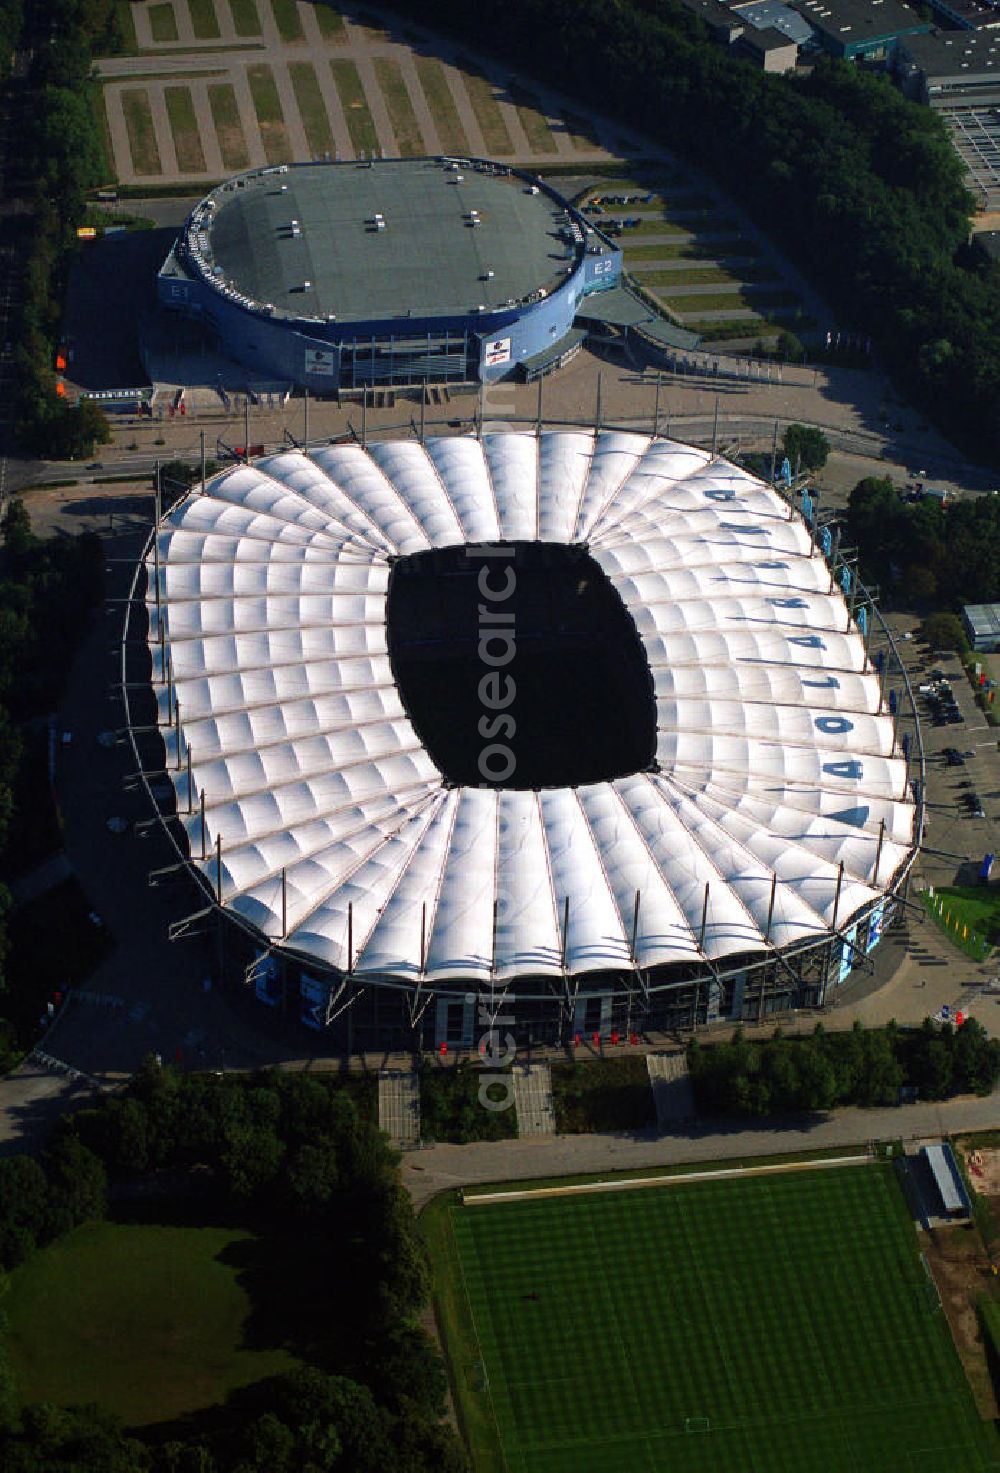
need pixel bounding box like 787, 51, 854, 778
147, 430, 915, 985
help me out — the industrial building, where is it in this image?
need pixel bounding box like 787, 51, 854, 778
964, 603, 1000, 652
791, 0, 930, 59
157, 158, 621, 390
126, 429, 920, 1052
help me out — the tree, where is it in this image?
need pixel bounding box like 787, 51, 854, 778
0, 1156, 48, 1268
920, 611, 969, 656
782, 424, 830, 472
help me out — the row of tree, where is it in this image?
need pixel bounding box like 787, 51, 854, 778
396, 0, 999, 461
8, 0, 117, 457
0, 501, 105, 1071
688, 1018, 1000, 1117
847, 475, 1000, 606
0, 1061, 467, 1472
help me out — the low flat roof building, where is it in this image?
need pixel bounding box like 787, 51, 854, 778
737, 24, 803, 67
733, 0, 814, 43
792, 0, 930, 57
927, 0, 1000, 29
676, 0, 747, 43
895, 29, 1000, 106
964, 602, 1000, 652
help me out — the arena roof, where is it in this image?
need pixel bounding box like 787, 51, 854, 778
148, 431, 915, 985
189, 160, 600, 325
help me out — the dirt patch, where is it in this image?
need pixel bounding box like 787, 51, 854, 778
922, 1223, 999, 1418
966, 1146, 1000, 1195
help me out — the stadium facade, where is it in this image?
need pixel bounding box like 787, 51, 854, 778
156, 158, 622, 389
126, 428, 922, 1053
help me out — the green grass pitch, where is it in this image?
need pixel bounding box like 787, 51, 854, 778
433, 1165, 1000, 1473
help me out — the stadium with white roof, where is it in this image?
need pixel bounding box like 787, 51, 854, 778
129, 428, 921, 1049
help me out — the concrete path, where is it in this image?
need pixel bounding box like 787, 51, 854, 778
378, 1068, 421, 1147
646, 1050, 695, 1128
402, 1092, 1000, 1209
512, 1062, 556, 1137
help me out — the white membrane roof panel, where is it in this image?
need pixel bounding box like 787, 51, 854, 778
151, 431, 916, 983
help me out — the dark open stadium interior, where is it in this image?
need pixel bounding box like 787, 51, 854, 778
386, 542, 657, 788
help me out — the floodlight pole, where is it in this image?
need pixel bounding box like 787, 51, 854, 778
347, 901, 354, 975
215, 833, 223, 904
420, 901, 427, 975
187, 745, 193, 813
653, 374, 661, 438
281, 866, 287, 939
630, 889, 641, 964
874, 818, 886, 887
765, 870, 777, 944
561, 895, 570, 973
699, 882, 710, 953
831, 860, 845, 934
491, 897, 499, 981
174, 695, 181, 769
200, 789, 207, 860
153, 460, 161, 619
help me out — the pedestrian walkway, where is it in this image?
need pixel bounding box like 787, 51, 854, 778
646, 1050, 695, 1127
378, 1068, 420, 1148
512, 1062, 556, 1137
10, 850, 71, 907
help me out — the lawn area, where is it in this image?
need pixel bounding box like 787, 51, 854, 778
165, 85, 207, 173
330, 58, 379, 157
627, 263, 777, 286
315, 1, 347, 41
922, 886, 999, 960
149, 2, 179, 42
374, 56, 425, 156
551, 1056, 656, 1133
228, 0, 262, 37
694, 318, 784, 341
414, 56, 470, 157
189, 0, 222, 40
270, 0, 305, 43
121, 88, 162, 175
208, 82, 250, 170
289, 61, 334, 158
458, 64, 514, 156
247, 63, 292, 164
2, 1221, 299, 1427
430, 1165, 1000, 1473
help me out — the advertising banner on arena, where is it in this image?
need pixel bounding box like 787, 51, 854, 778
299, 973, 328, 1030
838, 924, 857, 984
865, 900, 884, 954
483, 337, 511, 367
305, 347, 337, 376
253, 951, 281, 1006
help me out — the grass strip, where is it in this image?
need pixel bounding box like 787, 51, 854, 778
121, 88, 163, 175
149, 2, 179, 43
459, 65, 513, 156
247, 63, 292, 164
315, 2, 347, 42
414, 56, 470, 157
113, 0, 139, 54
270, 0, 305, 43
507, 81, 556, 154
228, 0, 262, 38
289, 61, 334, 159
329, 58, 379, 157
189, 0, 222, 40
208, 81, 250, 171
165, 85, 207, 173
373, 57, 424, 156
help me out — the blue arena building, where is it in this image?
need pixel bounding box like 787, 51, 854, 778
156, 157, 622, 389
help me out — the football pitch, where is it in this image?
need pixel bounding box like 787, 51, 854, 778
431, 1163, 1000, 1473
